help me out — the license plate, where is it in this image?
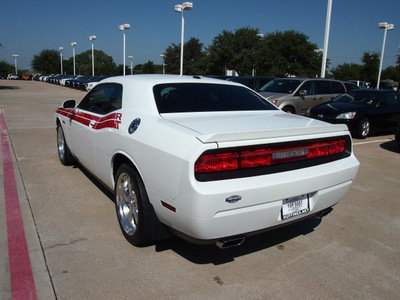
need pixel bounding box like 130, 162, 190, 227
281, 194, 309, 220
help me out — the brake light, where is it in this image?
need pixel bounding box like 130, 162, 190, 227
195, 138, 347, 174
195, 152, 239, 173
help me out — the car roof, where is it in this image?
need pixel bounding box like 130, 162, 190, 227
101, 74, 243, 86
99, 74, 248, 115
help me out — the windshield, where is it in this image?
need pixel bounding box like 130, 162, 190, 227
333, 90, 381, 106
259, 79, 303, 93
153, 83, 277, 113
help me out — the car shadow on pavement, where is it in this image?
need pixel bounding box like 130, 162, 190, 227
74, 164, 324, 265
380, 140, 399, 154
0, 85, 20, 90
155, 216, 322, 265
75, 165, 114, 201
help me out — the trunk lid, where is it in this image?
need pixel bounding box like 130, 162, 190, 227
161, 111, 348, 143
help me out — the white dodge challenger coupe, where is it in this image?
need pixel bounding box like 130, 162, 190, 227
55, 75, 359, 248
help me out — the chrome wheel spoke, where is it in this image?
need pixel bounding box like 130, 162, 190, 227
117, 173, 139, 236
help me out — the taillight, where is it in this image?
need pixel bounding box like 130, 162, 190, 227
195, 138, 347, 175
195, 152, 239, 173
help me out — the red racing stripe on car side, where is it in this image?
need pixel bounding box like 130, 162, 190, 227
56, 108, 121, 130
0, 109, 37, 300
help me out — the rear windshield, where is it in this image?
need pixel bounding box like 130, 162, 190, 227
259, 79, 303, 93
153, 83, 277, 113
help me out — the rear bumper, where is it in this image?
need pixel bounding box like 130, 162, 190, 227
153, 155, 359, 241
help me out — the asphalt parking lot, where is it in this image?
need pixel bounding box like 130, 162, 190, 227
1, 79, 400, 299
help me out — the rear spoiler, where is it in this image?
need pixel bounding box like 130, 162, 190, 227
196, 124, 349, 143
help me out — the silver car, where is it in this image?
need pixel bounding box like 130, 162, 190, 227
259, 78, 349, 114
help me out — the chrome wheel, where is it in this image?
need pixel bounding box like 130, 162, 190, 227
57, 126, 66, 161
116, 172, 139, 236
358, 118, 370, 139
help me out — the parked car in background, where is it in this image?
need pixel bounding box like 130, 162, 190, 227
55, 74, 359, 248
342, 81, 359, 91
259, 78, 351, 114
7, 74, 19, 80
226, 76, 275, 91
306, 89, 400, 139
85, 76, 110, 91
349, 80, 370, 89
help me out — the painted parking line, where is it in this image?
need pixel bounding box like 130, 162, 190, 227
0, 109, 37, 300
353, 138, 393, 145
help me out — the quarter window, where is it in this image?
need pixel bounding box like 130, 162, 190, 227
78, 83, 122, 115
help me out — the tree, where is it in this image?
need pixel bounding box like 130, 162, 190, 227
331, 63, 362, 80
164, 37, 206, 75
0, 60, 14, 74
360, 52, 379, 84
206, 27, 262, 76
74, 50, 117, 75
142, 60, 156, 74
381, 66, 400, 81
31, 49, 60, 74
258, 30, 321, 77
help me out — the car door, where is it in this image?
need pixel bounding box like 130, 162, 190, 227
296, 80, 318, 113
68, 83, 122, 176
315, 80, 335, 105
373, 92, 400, 131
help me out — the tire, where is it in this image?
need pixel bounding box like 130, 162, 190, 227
114, 164, 154, 246
282, 106, 295, 114
57, 124, 76, 165
357, 118, 370, 139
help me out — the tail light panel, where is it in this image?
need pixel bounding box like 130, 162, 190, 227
195, 136, 351, 181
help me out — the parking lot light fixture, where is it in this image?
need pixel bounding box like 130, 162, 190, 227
174, 2, 193, 76
321, 0, 332, 78
89, 35, 96, 76
128, 56, 133, 75
71, 42, 77, 76
377, 22, 394, 89
59, 47, 64, 74
12, 54, 18, 74
160, 54, 165, 74
119, 24, 130, 76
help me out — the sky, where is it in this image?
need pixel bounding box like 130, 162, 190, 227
1, 0, 399, 73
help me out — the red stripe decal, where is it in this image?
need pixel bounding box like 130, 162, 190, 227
56, 108, 121, 130
0, 109, 37, 300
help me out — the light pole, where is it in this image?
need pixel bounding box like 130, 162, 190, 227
89, 35, 96, 76
377, 22, 394, 89
12, 54, 18, 74
71, 42, 77, 76
174, 2, 193, 76
119, 24, 130, 75
59, 47, 64, 74
321, 0, 332, 78
128, 56, 133, 75
252, 34, 264, 76
160, 54, 165, 74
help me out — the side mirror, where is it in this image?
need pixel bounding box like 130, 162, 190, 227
63, 99, 76, 109
298, 90, 307, 96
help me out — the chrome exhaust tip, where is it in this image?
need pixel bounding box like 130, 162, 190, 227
216, 236, 246, 249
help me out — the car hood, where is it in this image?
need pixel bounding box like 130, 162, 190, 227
161, 111, 348, 143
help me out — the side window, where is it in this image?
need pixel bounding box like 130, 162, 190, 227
379, 93, 397, 106
315, 81, 332, 94
78, 83, 122, 115
298, 81, 316, 95
331, 81, 346, 94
